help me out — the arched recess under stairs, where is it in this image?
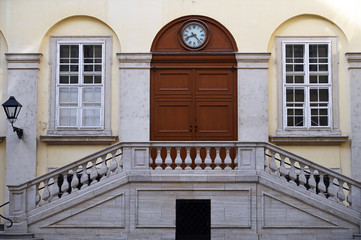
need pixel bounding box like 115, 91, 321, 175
151, 15, 238, 141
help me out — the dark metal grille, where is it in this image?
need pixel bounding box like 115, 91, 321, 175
176, 199, 211, 240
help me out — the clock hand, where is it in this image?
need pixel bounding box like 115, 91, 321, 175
194, 35, 202, 44
185, 33, 196, 41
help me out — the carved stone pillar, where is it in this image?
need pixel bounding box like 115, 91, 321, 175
346, 52, 361, 181
5, 53, 41, 187
236, 53, 271, 142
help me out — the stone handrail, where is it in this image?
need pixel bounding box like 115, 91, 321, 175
264, 143, 361, 210
6, 142, 361, 224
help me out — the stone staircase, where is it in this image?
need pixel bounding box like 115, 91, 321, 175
3, 142, 361, 240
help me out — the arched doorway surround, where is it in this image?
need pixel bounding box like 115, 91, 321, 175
150, 15, 238, 141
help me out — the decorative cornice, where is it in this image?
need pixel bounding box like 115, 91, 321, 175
269, 135, 348, 146
6, 53, 42, 70
117, 53, 152, 69
236, 52, 271, 69
345, 52, 361, 69
39, 135, 118, 145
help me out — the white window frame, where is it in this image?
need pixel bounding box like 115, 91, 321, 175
275, 37, 340, 137
48, 36, 112, 136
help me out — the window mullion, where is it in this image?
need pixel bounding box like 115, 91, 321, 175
305, 43, 310, 129
78, 44, 83, 129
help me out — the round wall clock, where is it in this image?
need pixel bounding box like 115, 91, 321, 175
178, 19, 210, 50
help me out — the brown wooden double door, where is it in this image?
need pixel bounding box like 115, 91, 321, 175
151, 67, 237, 141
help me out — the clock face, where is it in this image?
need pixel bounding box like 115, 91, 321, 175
179, 20, 210, 50
182, 23, 207, 48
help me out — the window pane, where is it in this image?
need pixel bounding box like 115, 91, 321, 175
294, 45, 304, 57
84, 76, 93, 84
59, 108, 77, 126
319, 64, 328, 71
71, 46, 79, 58
60, 76, 69, 84
83, 87, 101, 106
319, 89, 329, 101
60, 45, 69, 58
318, 45, 328, 57
94, 76, 101, 84
295, 89, 304, 102
83, 45, 102, 73
70, 76, 78, 84
286, 45, 293, 58
309, 45, 317, 58
82, 109, 100, 127
310, 89, 318, 102
59, 87, 78, 105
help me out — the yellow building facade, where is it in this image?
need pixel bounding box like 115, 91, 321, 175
1, 0, 361, 239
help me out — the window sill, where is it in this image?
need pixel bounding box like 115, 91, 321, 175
40, 135, 118, 145
269, 135, 348, 145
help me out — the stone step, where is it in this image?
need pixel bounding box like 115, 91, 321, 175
0, 232, 43, 239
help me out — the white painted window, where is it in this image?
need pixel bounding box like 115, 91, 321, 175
282, 41, 332, 129
56, 43, 104, 129
48, 36, 112, 136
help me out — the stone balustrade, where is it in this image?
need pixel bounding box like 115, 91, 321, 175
6, 142, 361, 225
265, 144, 361, 210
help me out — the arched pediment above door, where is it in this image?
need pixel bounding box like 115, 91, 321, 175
151, 15, 238, 52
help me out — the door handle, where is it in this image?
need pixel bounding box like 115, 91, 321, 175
190, 125, 192, 132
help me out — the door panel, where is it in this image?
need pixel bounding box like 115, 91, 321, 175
195, 69, 233, 96
153, 101, 193, 140
154, 69, 193, 96
196, 101, 234, 140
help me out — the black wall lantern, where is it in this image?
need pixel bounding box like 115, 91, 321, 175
2, 96, 23, 139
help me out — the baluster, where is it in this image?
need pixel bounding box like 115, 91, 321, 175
107, 151, 118, 175
317, 172, 327, 196
35, 183, 41, 207
175, 147, 182, 170
155, 148, 163, 170
327, 176, 338, 201
337, 179, 346, 204
165, 147, 173, 170
298, 163, 307, 190
49, 177, 60, 201
308, 168, 317, 193
80, 164, 89, 189
269, 151, 278, 175
279, 155, 288, 180
41, 180, 50, 203
89, 160, 99, 185
71, 166, 80, 191
288, 159, 297, 185
194, 148, 202, 170
184, 147, 192, 170
98, 156, 108, 180
204, 147, 212, 170
224, 147, 232, 170
347, 184, 352, 207
61, 171, 70, 196
214, 147, 222, 170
